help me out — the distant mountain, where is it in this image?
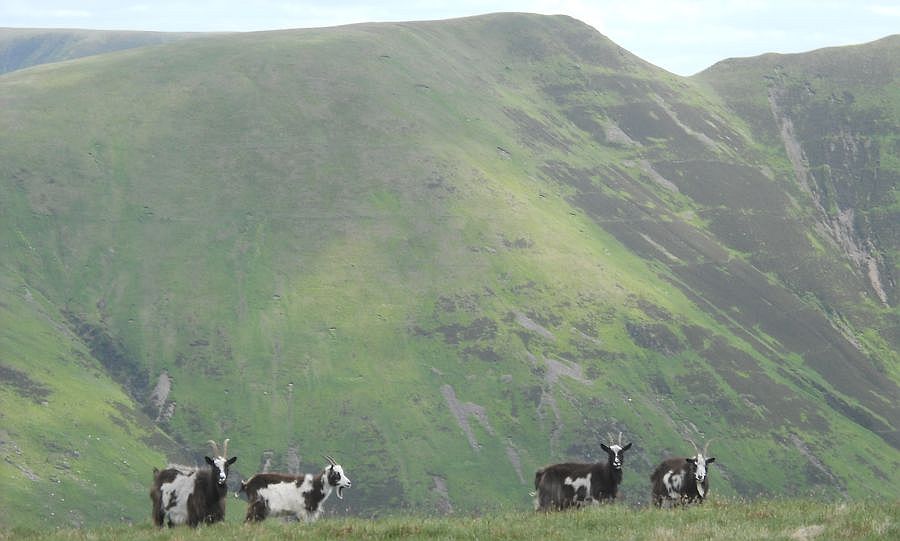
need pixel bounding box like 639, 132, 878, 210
0, 14, 896, 528
0, 28, 206, 74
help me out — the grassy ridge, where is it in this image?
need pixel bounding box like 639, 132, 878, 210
4, 500, 897, 541
0, 28, 203, 75
1, 13, 898, 528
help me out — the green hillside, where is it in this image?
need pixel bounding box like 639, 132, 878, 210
0, 14, 897, 529
694, 35, 900, 341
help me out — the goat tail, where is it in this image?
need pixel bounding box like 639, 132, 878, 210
533, 468, 545, 491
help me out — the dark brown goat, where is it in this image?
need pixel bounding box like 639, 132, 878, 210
150, 439, 237, 527
533, 432, 632, 510
650, 439, 716, 507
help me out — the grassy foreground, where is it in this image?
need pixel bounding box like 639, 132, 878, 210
3, 500, 896, 541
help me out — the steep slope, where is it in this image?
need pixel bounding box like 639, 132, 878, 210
0, 28, 206, 75
1, 14, 897, 527
694, 35, 899, 328
0, 270, 171, 528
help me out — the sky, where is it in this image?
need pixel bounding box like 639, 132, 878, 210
2, 1, 899, 75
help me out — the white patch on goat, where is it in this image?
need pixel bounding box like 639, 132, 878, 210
663, 470, 683, 499
564, 473, 591, 502
161, 471, 196, 525
212, 457, 228, 483
330, 465, 351, 499
609, 445, 623, 467
694, 454, 707, 482
256, 475, 325, 521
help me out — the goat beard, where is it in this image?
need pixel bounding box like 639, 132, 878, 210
337, 486, 345, 499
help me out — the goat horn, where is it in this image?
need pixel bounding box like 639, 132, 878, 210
208, 440, 220, 457
618, 431, 623, 446
222, 438, 230, 457
703, 438, 714, 456
685, 437, 700, 456
324, 454, 336, 466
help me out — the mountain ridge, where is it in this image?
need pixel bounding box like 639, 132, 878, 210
0, 27, 210, 75
0, 13, 897, 528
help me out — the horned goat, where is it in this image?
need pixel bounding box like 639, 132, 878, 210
239, 455, 351, 523
650, 438, 716, 507
150, 439, 237, 527
533, 432, 632, 510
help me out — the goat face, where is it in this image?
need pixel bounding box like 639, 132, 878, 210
205, 455, 238, 487
326, 464, 352, 499
600, 442, 632, 470
686, 454, 715, 484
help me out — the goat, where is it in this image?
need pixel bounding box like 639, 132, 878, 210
650, 438, 716, 507
150, 439, 237, 527
533, 432, 632, 511
239, 454, 351, 523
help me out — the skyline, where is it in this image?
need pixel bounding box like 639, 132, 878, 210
2, 1, 899, 75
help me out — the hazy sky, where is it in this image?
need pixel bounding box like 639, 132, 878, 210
2, 1, 898, 75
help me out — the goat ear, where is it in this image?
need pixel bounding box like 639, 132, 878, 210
705, 457, 715, 465
227, 456, 237, 465
622, 442, 632, 451
600, 443, 611, 453
204, 456, 214, 466
685, 457, 696, 464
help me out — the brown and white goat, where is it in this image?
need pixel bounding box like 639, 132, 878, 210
150, 439, 237, 527
533, 432, 633, 511
238, 455, 351, 523
650, 438, 716, 507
